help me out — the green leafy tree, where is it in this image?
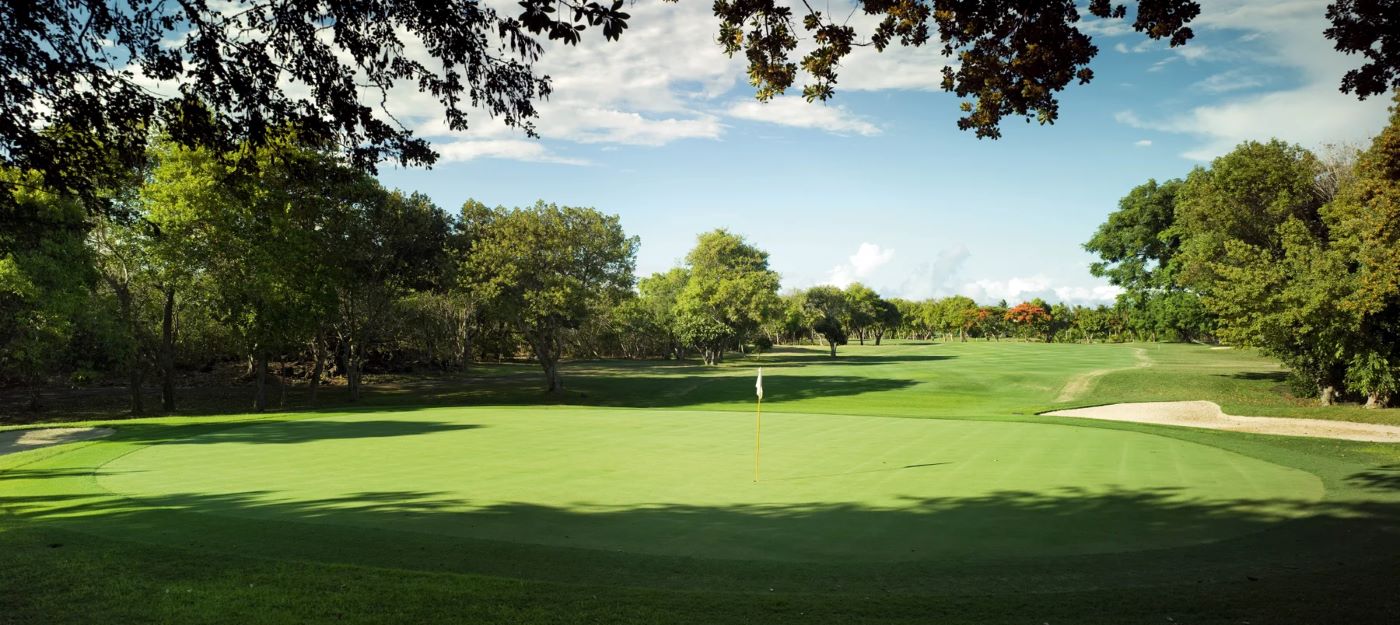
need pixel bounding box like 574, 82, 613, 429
1085, 177, 1215, 342
0, 168, 92, 405
871, 298, 902, 345
842, 283, 880, 345
674, 230, 780, 364
1326, 95, 1400, 408
943, 295, 981, 342
637, 267, 692, 359
145, 138, 334, 411
324, 189, 453, 400
803, 286, 849, 357
462, 201, 637, 393
1171, 139, 1353, 403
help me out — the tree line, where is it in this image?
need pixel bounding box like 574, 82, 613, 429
1085, 96, 1400, 408
2, 133, 1191, 416
5, 98, 1396, 413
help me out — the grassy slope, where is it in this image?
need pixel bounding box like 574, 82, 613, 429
2, 341, 1399, 624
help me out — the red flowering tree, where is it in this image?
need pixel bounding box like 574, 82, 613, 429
1005, 302, 1051, 341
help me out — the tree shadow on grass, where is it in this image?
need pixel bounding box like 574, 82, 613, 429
3, 360, 931, 424
358, 371, 919, 410
4, 468, 1398, 600
1222, 371, 1289, 382
1349, 464, 1400, 492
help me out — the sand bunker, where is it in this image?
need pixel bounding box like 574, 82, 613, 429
0, 427, 114, 456
1045, 401, 1400, 443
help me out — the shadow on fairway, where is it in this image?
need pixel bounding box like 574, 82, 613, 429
1, 348, 945, 423
66, 420, 488, 447
1349, 464, 1400, 492
361, 370, 921, 409
1221, 371, 1289, 382
737, 352, 957, 368
4, 474, 1398, 598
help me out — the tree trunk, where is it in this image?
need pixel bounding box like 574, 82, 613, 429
345, 338, 361, 402
874, 329, 883, 346
308, 337, 324, 405
160, 287, 176, 412
1319, 385, 1337, 406
1365, 391, 1389, 409
128, 364, 145, 415
459, 306, 473, 371
253, 351, 269, 412
543, 359, 562, 393
828, 340, 837, 357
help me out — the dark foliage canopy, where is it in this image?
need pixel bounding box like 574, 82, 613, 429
2, 0, 1395, 214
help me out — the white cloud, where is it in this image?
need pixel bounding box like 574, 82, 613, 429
895, 246, 971, 300
826, 242, 896, 287
961, 276, 1123, 306
1193, 68, 1268, 94
727, 96, 881, 136
1112, 0, 1391, 161
434, 140, 590, 166
1134, 139, 1153, 147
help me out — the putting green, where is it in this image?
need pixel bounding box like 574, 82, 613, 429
92, 407, 1324, 563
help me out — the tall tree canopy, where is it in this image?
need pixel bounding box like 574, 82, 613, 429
8, 0, 1395, 212
462, 201, 637, 393
674, 229, 780, 364
1085, 178, 1215, 342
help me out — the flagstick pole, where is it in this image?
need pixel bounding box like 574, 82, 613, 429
754, 395, 762, 483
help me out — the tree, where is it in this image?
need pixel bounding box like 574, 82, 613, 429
977, 302, 1009, 341
842, 283, 880, 345
943, 295, 981, 342
1085, 177, 1216, 342
674, 230, 780, 364
871, 298, 902, 346
1325, 0, 1400, 99
1326, 95, 1400, 408
637, 268, 691, 359
17, 0, 1396, 214
1005, 301, 1051, 340
0, 168, 92, 406
145, 137, 338, 411
802, 286, 848, 357
1170, 139, 1353, 403
462, 201, 637, 393
0, 0, 634, 212
323, 189, 453, 401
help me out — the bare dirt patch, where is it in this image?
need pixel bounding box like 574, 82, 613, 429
1045, 401, 1400, 443
0, 427, 115, 456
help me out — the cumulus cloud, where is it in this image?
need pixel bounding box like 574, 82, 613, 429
895, 246, 971, 300
826, 243, 896, 287
727, 96, 881, 137
961, 277, 1123, 306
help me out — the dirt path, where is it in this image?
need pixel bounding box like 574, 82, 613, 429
1055, 348, 1151, 403
1044, 400, 1400, 443
0, 427, 114, 456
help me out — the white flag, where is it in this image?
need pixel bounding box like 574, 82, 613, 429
756, 367, 764, 400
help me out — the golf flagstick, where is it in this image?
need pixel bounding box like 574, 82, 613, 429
755, 367, 763, 482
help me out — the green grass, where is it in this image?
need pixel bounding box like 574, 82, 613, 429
3, 340, 1399, 624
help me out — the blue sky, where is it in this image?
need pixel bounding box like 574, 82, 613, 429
375, 1, 1391, 305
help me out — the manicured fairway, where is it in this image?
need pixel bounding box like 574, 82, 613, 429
93, 408, 1321, 562
3, 341, 1399, 624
